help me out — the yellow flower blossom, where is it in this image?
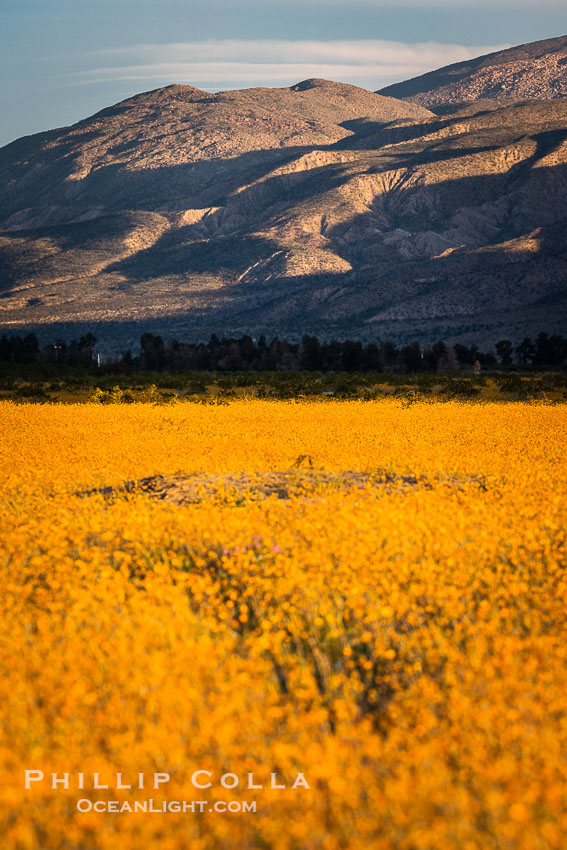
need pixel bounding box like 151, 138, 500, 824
0, 399, 565, 849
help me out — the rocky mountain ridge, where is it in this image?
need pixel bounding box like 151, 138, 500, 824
378, 34, 567, 107
1, 43, 566, 352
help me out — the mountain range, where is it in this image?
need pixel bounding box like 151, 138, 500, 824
1, 35, 567, 352
379, 35, 567, 106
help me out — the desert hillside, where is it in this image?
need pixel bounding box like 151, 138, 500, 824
378, 34, 567, 106
0, 64, 566, 350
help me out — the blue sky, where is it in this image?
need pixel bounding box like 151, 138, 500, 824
1, 0, 566, 146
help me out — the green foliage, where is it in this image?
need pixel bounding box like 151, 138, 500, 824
13, 384, 51, 403
443, 378, 482, 399
1, 364, 566, 404
89, 385, 135, 403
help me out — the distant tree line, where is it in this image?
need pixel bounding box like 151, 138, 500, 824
0, 333, 97, 368
1, 331, 566, 372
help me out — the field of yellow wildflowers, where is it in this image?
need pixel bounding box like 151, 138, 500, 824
1, 399, 566, 849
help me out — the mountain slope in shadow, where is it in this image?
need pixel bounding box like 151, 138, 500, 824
0, 67, 566, 350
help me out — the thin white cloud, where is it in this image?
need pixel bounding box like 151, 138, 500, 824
69, 38, 510, 91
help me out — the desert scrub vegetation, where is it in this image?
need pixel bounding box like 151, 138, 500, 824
1, 365, 567, 404
0, 399, 566, 849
